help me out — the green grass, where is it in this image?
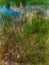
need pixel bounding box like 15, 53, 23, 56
0, 14, 49, 65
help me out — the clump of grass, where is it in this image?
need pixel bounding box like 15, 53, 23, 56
0, 13, 49, 65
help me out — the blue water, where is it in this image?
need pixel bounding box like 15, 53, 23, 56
0, 5, 22, 17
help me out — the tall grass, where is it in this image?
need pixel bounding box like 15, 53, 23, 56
0, 12, 49, 65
